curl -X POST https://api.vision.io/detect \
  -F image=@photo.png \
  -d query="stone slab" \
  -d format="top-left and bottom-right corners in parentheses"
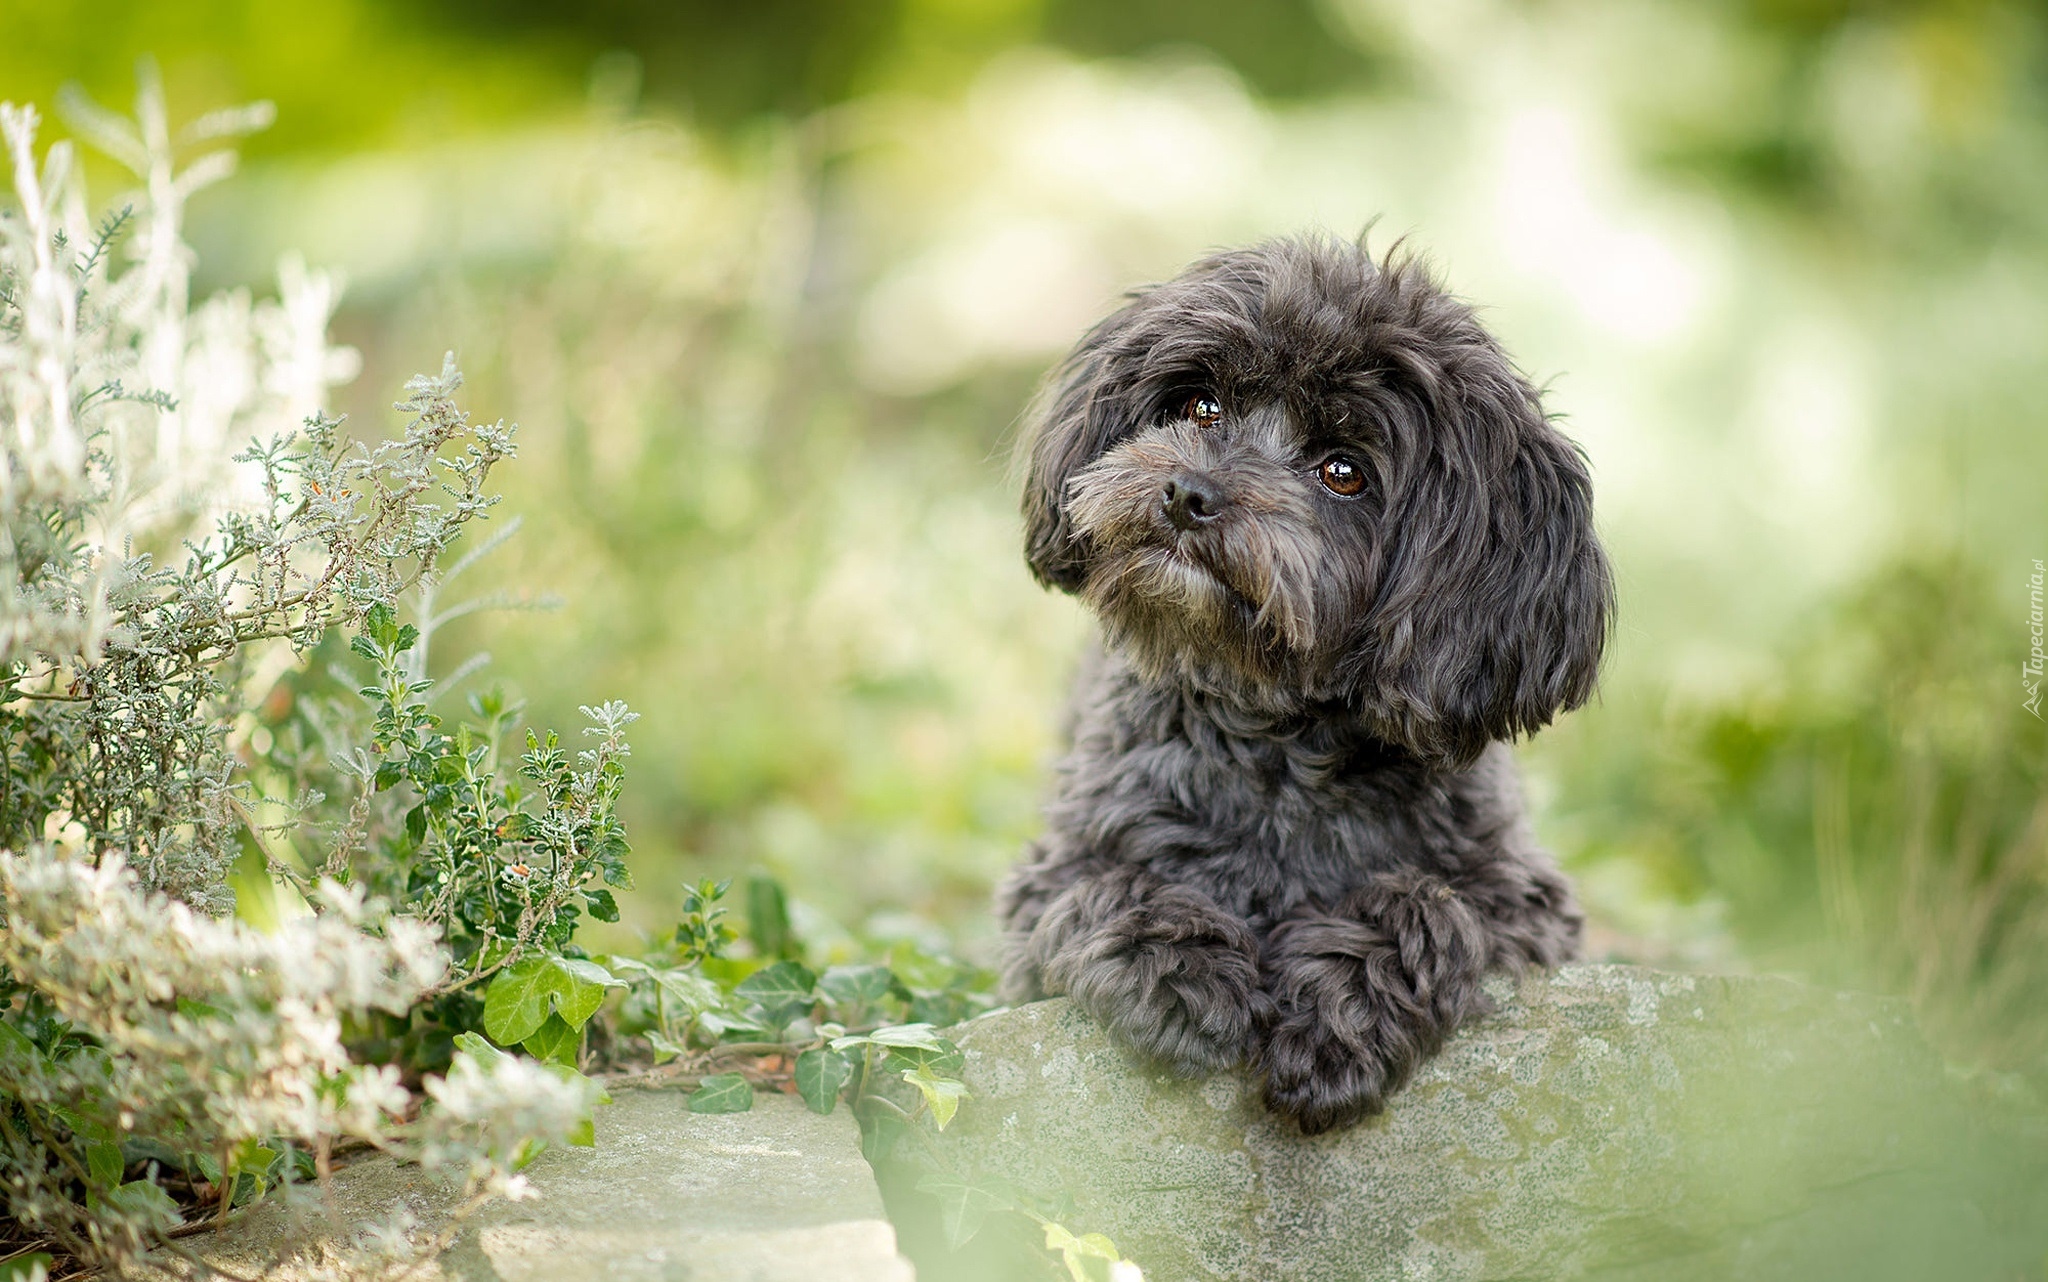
top-left (882, 964), bottom-right (2047, 1282)
top-left (193, 1087), bottom-right (914, 1282)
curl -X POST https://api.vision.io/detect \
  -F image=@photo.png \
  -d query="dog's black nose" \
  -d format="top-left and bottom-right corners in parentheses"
top-left (1162, 474), bottom-right (1223, 530)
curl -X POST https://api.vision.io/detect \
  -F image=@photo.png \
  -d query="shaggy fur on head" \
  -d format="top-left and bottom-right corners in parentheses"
top-left (998, 235), bottom-right (1612, 1134)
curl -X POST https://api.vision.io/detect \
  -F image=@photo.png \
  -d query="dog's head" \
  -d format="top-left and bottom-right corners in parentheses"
top-left (1020, 235), bottom-right (1612, 765)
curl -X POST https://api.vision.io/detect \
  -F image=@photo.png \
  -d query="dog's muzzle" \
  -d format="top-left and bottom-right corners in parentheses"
top-left (1162, 472), bottom-right (1225, 531)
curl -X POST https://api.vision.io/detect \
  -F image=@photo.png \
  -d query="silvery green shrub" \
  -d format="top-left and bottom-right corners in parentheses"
top-left (0, 75), bottom-right (614, 1275)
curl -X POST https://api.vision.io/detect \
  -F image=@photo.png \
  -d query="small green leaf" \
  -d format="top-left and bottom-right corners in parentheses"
top-left (552, 958), bottom-right (625, 1027)
top-left (732, 960), bottom-right (817, 1026)
top-left (858, 1106), bottom-right (905, 1164)
top-left (543, 1061), bottom-right (612, 1107)
top-left (653, 969), bottom-right (723, 1013)
top-left (646, 1030), bottom-right (689, 1064)
top-left (1042, 1223), bottom-right (1136, 1282)
top-left (0, 1253), bottom-right (52, 1282)
top-left (908, 989), bottom-right (979, 1027)
top-left (86, 1139), bottom-right (125, 1187)
top-left (745, 872), bottom-right (792, 958)
top-left (550, 1064), bottom-right (606, 1146)
top-left (794, 1047), bottom-right (854, 1115)
top-left (901, 1063), bottom-right (970, 1130)
top-left (834, 1023), bottom-right (963, 1074)
top-left (363, 604), bottom-right (397, 647)
top-left (586, 887), bottom-right (620, 923)
top-left (226, 1142), bottom-right (280, 1205)
top-left (99, 1178), bottom-right (183, 1231)
top-left (483, 958), bottom-right (557, 1044)
top-left (696, 1009), bottom-right (767, 1040)
top-left (53, 1105), bottom-right (112, 1144)
top-left (523, 1012), bottom-right (581, 1067)
top-left (0, 1019), bottom-right (39, 1069)
top-left (819, 964), bottom-right (898, 1010)
top-left (915, 1174), bottom-right (1013, 1250)
top-left (602, 955), bottom-right (657, 981)
top-left (687, 1073), bottom-right (753, 1114)
top-left (831, 1019), bottom-right (942, 1048)
top-left (453, 1030), bottom-right (509, 1068)
top-left (483, 956), bottom-right (625, 1044)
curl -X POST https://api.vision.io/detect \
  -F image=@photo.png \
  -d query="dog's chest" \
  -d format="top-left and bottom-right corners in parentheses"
top-left (1063, 703), bottom-right (1470, 921)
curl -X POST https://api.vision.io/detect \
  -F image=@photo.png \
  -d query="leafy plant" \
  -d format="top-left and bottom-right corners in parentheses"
top-left (0, 81), bottom-right (627, 1275)
top-left (594, 873), bottom-right (992, 1131)
top-left (0, 64), bottom-right (1122, 1282)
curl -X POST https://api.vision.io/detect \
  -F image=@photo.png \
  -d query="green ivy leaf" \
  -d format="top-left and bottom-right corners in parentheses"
top-left (0, 1019), bottom-right (39, 1070)
top-left (552, 958), bottom-right (625, 1026)
top-left (483, 959), bottom-right (558, 1045)
top-left (646, 1030), bottom-right (689, 1064)
top-left (543, 1063), bottom-right (607, 1147)
top-left (522, 1012), bottom-right (581, 1067)
top-left (833, 1023), bottom-right (964, 1075)
top-left (1042, 1222), bottom-right (1137, 1282)
top-left (732, 959), bottom-right (817, 1027)
top-left (857, 1104), bottom-right (905, 1164)
top-left (914, 1174), bottom-right (1014, 1250)
top-left (601, 955), bottom-right (657, 981)
top-left (227, 1143), bottom-right (280, 1206)
top-left (697, 1009), bottom-right (767, 1040)
top-left (793, 1047), bottom-right (854, 1115)
top-left (900, 1062), bottom-right (970, 1130)
top-left (687, 1073), bottom-right (753, 1114)
top-left (483, 956), bottom-right (626, 1044)
top-left (95, 1178), bottom-right (183, 1231)
top-left (654, 969), bottom-right (723, 1013)
top-left (819, 964), bottom-right (899, 1010)
top-left (0, 1254), bottom-right (52, 1282)
top-left (86, 1139), bottom-right (125, 1187)
top-left (745, 872), bottom-right (792, 958)
top-left (52, 1106), bottom-right (112, 1145)
top-left (453, 1030), bottom-right (508, 1068)
top-left (829, 1021), bottom-right (940, 1053)
top-left (908, 989), bottom-right (979, 1027)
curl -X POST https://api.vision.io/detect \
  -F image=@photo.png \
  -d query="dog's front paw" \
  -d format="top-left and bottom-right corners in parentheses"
top-left (1257, 1008), bottom-right (1391, 1135)
top-left (1253, 886), bottom-right (1488, 1134)
top-left (1036, 880), bottom-right (1259, 1076)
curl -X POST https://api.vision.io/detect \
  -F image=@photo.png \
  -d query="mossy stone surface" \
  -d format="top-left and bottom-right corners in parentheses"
top-left (887, 964), bottom-right (2039, 1282)
top-left (193, 1087), bottom-right (914, 1281)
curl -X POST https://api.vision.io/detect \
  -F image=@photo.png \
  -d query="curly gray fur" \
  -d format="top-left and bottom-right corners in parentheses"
top-left (998, 234), bottom-right (1612, 1134)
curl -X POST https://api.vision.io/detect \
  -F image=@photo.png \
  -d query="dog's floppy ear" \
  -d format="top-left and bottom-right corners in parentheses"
top-left (1350, 360), bottom-right (1613, 765)
top-left (1019, 301), bottom-right (1146, 593)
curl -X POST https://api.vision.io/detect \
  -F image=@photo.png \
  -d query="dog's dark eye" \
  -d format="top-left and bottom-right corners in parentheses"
top-left (1319, 455), bottom-right (1365, 497)
top-left (1180, 393), bottom-right (1223, 429)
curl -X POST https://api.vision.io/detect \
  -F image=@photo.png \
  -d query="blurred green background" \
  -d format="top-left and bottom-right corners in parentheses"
top-left (7, 0), bottom-right (2046, 1080)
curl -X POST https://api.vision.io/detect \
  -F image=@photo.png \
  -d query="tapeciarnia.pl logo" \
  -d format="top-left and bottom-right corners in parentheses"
top-left (2027, 559), bottom-right (2045, 719)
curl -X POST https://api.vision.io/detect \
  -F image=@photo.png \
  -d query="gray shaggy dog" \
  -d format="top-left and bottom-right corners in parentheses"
top-left (997, 234), bottom-right (1612, 1135)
